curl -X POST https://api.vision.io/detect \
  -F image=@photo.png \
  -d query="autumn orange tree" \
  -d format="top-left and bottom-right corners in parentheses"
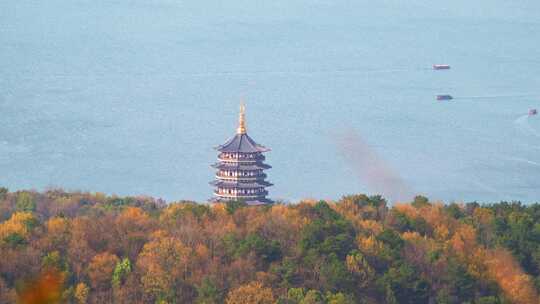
top-left (1, 188), bottom-right (539, 303)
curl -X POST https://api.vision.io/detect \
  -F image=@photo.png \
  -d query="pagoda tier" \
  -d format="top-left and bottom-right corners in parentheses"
top-left (217, 153), bottom-right (266, 162)
top-left (212, 197), bottom-right (273, 206)
top-left (211, 104), bottom-right (273, 206)
top-left (211, 180), bottom-right (273, 188)
top-left (214, 172), bottom-right (269, 181)
top-left (211, 162), bottom-right (271, 171)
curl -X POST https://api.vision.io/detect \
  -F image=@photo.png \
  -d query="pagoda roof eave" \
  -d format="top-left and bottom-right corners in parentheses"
top-left (215, 133), bottom-right (270, 153)
top-left (211, 163), bottom-right (272, 170)
top-left (210, 197), bottom-right (273, 205)
top-left (210, 180), bottom-right (273, 188)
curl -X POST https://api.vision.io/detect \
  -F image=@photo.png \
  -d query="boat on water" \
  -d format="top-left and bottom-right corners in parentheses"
top-left (437, 95), bottom-right (453, 101)
top-left (433, 64), bottom-right (450, 70)
top-left (530, 109), bottom-right (538, 116)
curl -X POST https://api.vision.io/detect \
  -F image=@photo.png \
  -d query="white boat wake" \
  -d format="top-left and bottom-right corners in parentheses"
top-left (514, 115), bottom-right (540, 138)
top-left (0, 140), bottom-right (32, 154)
top-left (175, 67), bottom-right (423, 77)
top-left (457, 94), bottom-right (538, 100)
top-left (504, 156), bottom-right (540, 167)
top-left (468, 178), bottom-right (500, 195)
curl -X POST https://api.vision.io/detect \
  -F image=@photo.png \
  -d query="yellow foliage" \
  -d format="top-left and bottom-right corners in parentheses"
top-left (358, 220), bottom-right (383, 235)
top-left (0, 212), bottom-right (35, 241)
top-left (87, 252), bottom-right (119, 289)
top-left (223, 221), bottom-right (238, 234)
top-left (195, 244), bottom-right (209, 259)
top-left (395, 203), bottom-right (455, 239)
top-left (94, 192), bottom-right (107, 202)
top-left (238, 207), bottom-right (269, 234)
top-left (420, 203), bottom-right (447, 228)
top-left (345, 253), bottom-right (374, 288)
top-left (120, 207), bottom-right (149, 222)
top-left (137, 235), bottom-right (191, 297)
top-left (466, 248), bottom-right (487, 279)
top-left (46, 217), bottom-right (70, 234)
top-left (449, 224), bottom-right (477, 257)
top-left (357, 235), bottom-right (383, 257)
top-left (4, 190), bottom-right (540, 304)
top-left (270, 204), bottom-right (310, 229)
top-left (484, 249), bottom-right (539, 304)
top-left (401, 231), bottom-right (422, 242)
top-left (434, 224), bottom-right (450, 241)
top-left (394, 203), bottom-right (417, 218)
top-left (211, 203), bottom-right (228, 216)
top-left (74, 282), bottom-right (89, 304)
top-left (43, 217), bottom-right (72, 250)
top-left (402, 231), bottom-right (441, 260)
top-left (332, 200), bottom-right (362, 220)
top-left (149, 230), bottom-right (170, 240)
top-left (298, 199), bottom-right (318, 206)
top-left (225, 282), bottom-right (275, 304)
top-left (473, 207), bottom-right (494, 226)
top-left (160, 203), bottom-right (194, 224)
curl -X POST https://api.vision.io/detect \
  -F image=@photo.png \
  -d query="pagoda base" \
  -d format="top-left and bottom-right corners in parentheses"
top-left (210, 197), bottom-right (273, 206)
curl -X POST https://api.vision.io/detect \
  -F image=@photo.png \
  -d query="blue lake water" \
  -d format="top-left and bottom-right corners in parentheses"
top-left (1, 0), bottom-right (539, 203)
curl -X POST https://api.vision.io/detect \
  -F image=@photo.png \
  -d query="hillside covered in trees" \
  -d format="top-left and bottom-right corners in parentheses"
top-left (1, 188), bottom-right (540, 304)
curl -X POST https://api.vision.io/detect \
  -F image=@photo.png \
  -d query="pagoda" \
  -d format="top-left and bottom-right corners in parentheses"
top-left (210, 104), bottom-right (273, 205)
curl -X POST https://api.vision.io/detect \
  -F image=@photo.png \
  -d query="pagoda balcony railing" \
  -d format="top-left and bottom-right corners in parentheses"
top-left (213, 191), bottom-right (268, 199)
top-left (218, 153), bottom-right (265, 162)
top-left (212, 162), bottom-right (271, 170)
top-left (215, 173), bottom-right (267, 180)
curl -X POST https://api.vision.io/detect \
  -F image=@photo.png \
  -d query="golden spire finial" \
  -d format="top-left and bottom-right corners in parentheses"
top-left (237, 102), bottom-right (247, 134)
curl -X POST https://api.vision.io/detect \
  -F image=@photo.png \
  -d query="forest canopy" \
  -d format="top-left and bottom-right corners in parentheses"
top-left (1, 187), bottom-right (539, 304)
